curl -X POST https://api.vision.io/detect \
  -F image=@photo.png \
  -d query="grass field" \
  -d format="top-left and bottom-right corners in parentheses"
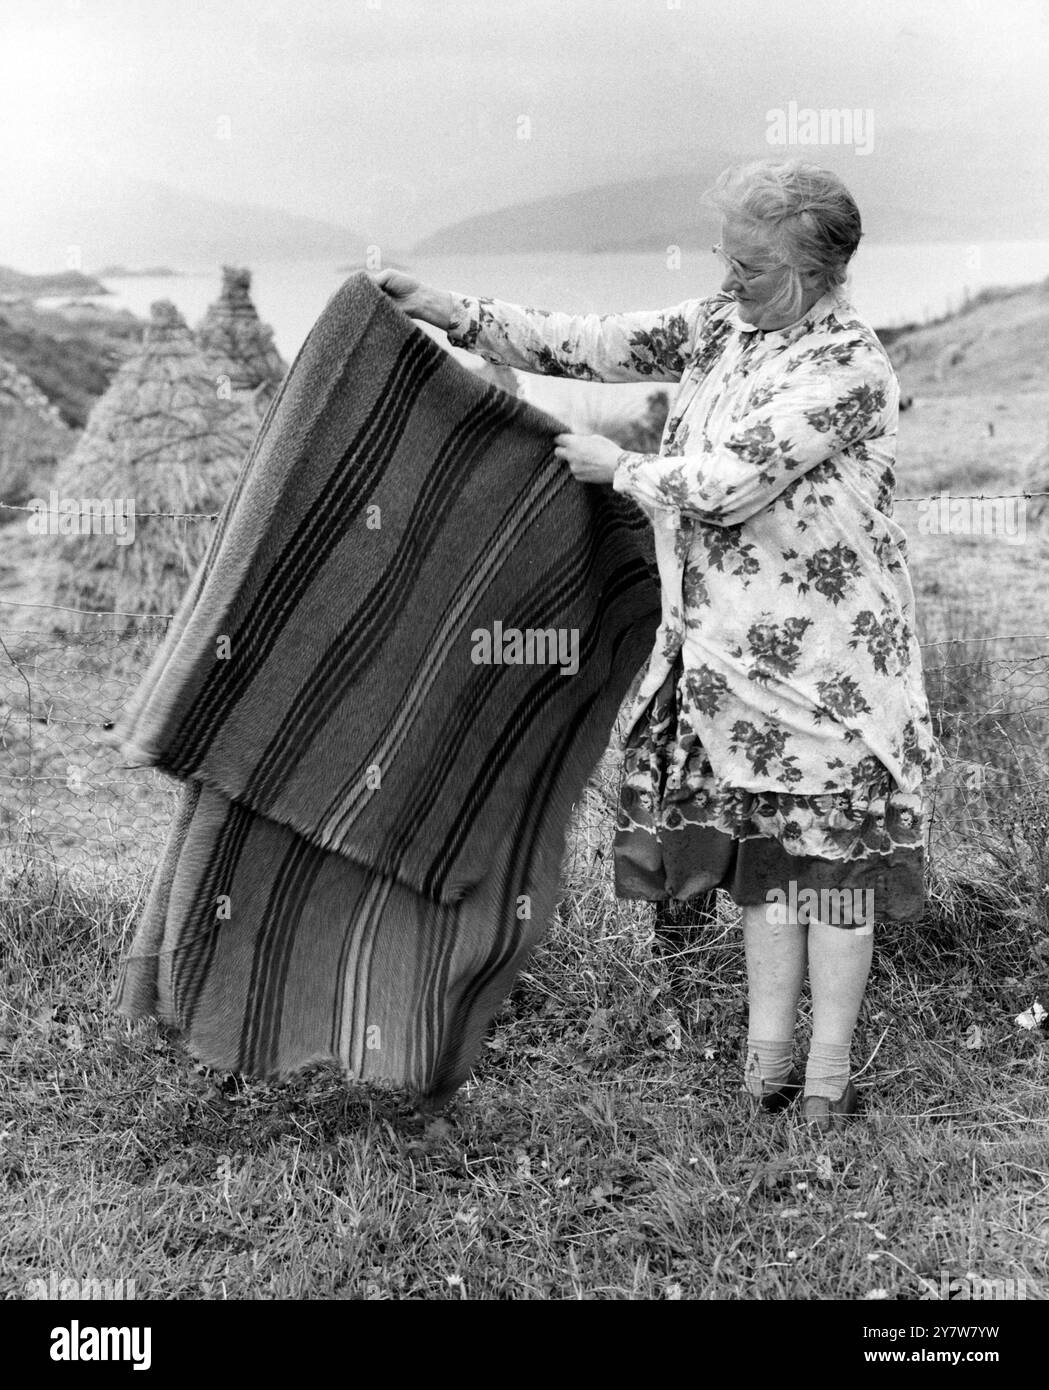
top-left (1, 760), bottom-right (1047, 1301)
top-left (1, 287), bottom-right (1048, 1302)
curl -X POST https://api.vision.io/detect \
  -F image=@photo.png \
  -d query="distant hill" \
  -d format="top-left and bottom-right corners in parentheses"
top-left (1, 157), bottom-right (386, 273)
top-left (0, 267), bottom-right (109, 298)
top-left (412, 169), bottom-right (727, 255)
top-left (96, 265), bottom-right (181, 279)
top-left (412, 127), bottom-right (1049, 255)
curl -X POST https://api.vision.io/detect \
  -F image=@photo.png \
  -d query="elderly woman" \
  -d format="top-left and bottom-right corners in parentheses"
top-left (375, 159), bottom-right (942, 1132)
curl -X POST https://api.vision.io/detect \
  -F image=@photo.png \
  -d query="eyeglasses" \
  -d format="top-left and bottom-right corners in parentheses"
top-left (712, 243), bottom-right (785, 284)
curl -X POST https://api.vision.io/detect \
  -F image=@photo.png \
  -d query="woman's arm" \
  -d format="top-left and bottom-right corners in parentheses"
top-left (612, 342), bottom-right (899, 526)
top-left (444, 291), bottom-right (712, 384)
top-left (369, 266), bottom-right (713, 384)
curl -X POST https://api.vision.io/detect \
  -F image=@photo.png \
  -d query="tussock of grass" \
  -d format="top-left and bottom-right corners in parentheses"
top-left (2, 813), bottom-right (1046, 1301)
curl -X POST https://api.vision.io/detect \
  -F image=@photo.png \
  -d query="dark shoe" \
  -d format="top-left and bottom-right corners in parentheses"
top-left (751, 1066), bottom-right (802, 1115)
top-left (801, 1079), bottom-right (859, 1133)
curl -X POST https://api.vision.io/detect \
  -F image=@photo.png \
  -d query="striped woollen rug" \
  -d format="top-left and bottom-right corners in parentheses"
top-left (110, 271), bottom-right (660, 1104)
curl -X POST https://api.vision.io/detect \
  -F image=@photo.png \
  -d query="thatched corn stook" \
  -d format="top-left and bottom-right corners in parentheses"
top-left (48, 298), bottom-right (258, 641)
top-left (0, 353), bottom-right (75, 509)
top-left (194, 265), bottom-right (288, 414)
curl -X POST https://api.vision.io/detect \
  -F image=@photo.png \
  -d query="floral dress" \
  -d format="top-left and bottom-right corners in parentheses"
top-left (446, 286), bottom-right (943, 921)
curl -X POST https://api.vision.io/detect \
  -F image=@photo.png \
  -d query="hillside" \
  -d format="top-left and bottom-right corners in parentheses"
top-left (0, 299), bottom-right (146, 430)
top-left (0, 267), bottom-right (109, 298)
top-left (413, 168), bottom-right (729, 255)
top-left (1, 157), bottom-right (384, 274)
top-left (885, 279), bottom-right (1049, 396)
top-left (96, 266), bottom-right (181, 279)
top-left (412, 138), bottom-right (1049, 256)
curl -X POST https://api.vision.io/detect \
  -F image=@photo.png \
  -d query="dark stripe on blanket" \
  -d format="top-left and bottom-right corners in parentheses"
top-left (241, 833), bottom-right (323, 1072)
top-left (180, 795), bottom-right (260, 1031)
top-left (416, 555), bottom-right (655, 900)
top-left (313, 487), bottom-right (652, 887)
top-left (426, 707), bottom-right (586, 1097)
top-left (170, 332), bottom-right (445, 771)
top-left (242, 387), bottom-right (514, 806)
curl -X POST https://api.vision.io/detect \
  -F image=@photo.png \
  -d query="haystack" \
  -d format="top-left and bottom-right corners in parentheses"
top-left (0, 355), bottom-right (74, 510)
top-left (194, 265), bottom-right (287, 411)
top-left (48, 299), bottom-right (258, 638)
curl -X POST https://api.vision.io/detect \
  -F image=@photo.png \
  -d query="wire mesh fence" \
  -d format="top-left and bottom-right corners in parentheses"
top-left (0, 620), bottom-right (177, 883)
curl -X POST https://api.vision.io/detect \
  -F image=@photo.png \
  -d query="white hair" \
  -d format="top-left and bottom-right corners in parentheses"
top-left (704, 159), bottom-right (863, 320)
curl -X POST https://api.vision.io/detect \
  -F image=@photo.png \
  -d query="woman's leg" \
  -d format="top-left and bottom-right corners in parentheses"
top-left (740, 902), bottom-right (807, 1096)
top-left (805, 915), bottom-right (874, 1100)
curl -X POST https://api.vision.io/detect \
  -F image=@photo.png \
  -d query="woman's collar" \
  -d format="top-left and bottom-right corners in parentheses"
top-left (732, 287), bottom-right (845, 342)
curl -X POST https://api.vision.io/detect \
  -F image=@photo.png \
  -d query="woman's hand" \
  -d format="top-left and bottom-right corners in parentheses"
top-left (370, 268), bottom-right (423, 314)
top-left (368, 269), bottom-right (454, 330)
top-left (553, 433), bottom-right (623, 485)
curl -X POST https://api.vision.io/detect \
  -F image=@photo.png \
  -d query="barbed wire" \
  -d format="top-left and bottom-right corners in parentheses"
top-left (934, 656), bottom-right (1049, 672)
top-left (0, 499), bottom-right (221, 520)
top-left (3, 487), bottom-right (1049, 523)
top-left (920, 634), bottom-right (1049, 649)
top-left (895, 491), bottom-right (1049, 504)
top-left (0, 598), bottom-right (175, 619)
top-left (2, 597), bottom-right (1044, 661)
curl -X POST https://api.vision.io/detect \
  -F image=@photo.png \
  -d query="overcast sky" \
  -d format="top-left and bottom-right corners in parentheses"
top-left (3, 0), bottom-right (1047, 243)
